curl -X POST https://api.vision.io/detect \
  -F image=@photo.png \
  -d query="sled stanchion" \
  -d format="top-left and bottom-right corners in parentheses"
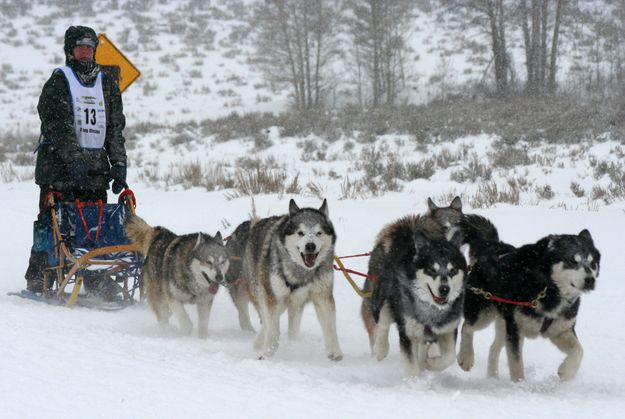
top-left (333, 256), bottom-right (371, 299)
top-left (66, 276), bottom-right (83, 308)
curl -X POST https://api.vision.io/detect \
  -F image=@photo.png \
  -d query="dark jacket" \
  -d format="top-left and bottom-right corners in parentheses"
top-left (35, 65), bottom-right (127, 191)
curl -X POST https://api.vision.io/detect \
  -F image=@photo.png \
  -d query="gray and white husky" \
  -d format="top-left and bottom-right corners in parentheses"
top-left (227, 199), bottom-right (343, 360)
top-left (361, 197), bottom-right (467, 376)
top-left (124, 215), bottom-right (230, 338)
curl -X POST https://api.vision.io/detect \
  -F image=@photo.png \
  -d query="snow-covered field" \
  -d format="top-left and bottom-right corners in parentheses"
top-left (2, 1), bottom-right (625, 417)
top-left (1, 183), bottom-right (625, 418)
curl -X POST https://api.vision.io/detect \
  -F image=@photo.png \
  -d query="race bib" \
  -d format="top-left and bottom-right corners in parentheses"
top-left (58, 66), bottom-right (107, 149)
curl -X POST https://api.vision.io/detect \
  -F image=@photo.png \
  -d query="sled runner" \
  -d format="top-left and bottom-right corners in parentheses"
top-left (15, 189), bottom-right (143, 309)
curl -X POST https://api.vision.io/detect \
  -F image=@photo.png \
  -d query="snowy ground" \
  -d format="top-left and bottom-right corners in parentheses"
top-left (2, 2), bottom-right (625, 417)
top-left (1, 183), bottom-right (624, 419)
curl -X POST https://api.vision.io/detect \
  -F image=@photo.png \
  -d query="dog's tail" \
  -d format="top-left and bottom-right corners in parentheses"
top-left (124, 214), bottom-right (154, 256)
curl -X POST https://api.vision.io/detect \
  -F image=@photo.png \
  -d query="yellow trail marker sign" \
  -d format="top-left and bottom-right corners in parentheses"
top-left (95, 33), bottom-right (141, 93)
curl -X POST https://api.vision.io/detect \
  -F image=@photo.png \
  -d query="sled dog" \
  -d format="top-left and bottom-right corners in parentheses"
top-left (234, 199), bottom-right (342, 360)
top-left (361, 197), bottom-right (467, 376)
top-left (125, 215), bottom-right (230, 338)
top-left (457, 228), bottom-right (600, 381)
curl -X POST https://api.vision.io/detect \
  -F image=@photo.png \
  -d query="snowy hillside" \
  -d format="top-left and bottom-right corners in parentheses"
top-left (0, 0), bottom-right (548, 133)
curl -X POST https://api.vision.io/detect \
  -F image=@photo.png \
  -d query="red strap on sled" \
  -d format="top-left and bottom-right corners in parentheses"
top-left (75, 199), bottom-right (104, 242)
top-left (43, 191), bottom-right (63, 209)
top-left (118, 188), bottom-right (136, 209)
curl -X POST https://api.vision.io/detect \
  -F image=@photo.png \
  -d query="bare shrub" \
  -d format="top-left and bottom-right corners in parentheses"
top-left (299, 139), bottom-right (327, 161)
top-left (202, 112), bottom-right (278, 142)
top-left (171, 161), bottom-right (203, 188)
top-left (570, 182), bottom-right (585, 197)
top-left (286, 173), bottom-right (301, 194)
top-left (469, 181), bottom-right (520, 208)
top-left (170, 131), bottom-right (196, 147)
top-left (432, 147), bottom-right (463, 169)
top-left (489, 143), bottom-right (530, 168)
top-left (229, 167), bottom-right (289, 198)
top-left (306, 181), bottom-right (325, 200)
top-left (591, 159), bottom-right (613, 179)
top-left (608, 167), bottom-right (625, 199)
top-left (506, 175), bottom-right (533, 191)
top-left (450, 153), bottom-right (491, 182)
top-left (591, 185), bottom-right (609, 202)
top-left (251, 132), bottom-right (273, 151)
top-left (357, 145), bottom-right (404, 195)
top-left (404, 159), bottom-right (435, 180)
top-left (340, 177), bottom-right (367, 200)
top-left (235, 156), bottom-right (282, 171)
top-left (535, 184), bottom-right (555, 200)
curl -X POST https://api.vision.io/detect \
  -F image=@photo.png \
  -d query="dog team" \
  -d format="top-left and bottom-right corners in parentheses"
top-left (123, 196), bottom-right (600, 382)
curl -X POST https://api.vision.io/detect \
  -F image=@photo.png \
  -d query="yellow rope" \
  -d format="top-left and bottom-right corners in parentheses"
top-left (333, 256), bottom-right (371, 299)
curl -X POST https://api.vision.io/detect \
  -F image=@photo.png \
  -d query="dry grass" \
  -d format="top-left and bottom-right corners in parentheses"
top-left (226, 166), bottom-right (300, 199)
top-left (468, 181), bottom-right (520, 208)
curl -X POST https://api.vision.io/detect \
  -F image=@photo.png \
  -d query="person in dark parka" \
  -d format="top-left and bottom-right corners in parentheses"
top-left (25, 25), bottom-right (128, 293)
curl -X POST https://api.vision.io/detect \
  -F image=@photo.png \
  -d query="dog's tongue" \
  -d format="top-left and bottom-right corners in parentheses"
top-left (208, 282), bottom-right (219, 294)
top-left (303, 253), bottom-right (318, 268)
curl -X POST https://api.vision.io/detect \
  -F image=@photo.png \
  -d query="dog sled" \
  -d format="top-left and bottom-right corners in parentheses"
top-left (13, 189), bottom-right (143, 310)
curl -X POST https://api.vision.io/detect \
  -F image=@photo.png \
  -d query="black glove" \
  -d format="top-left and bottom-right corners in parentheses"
top-left (109, 162), bottom-right (127, 194)
top-left (67, 162), bottom-right (89, 184)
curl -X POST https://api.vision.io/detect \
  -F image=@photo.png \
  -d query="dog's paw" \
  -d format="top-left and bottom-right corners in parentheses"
top-left (426, 352), bottom-right (454, 372)
top-left (405, 362), bottom-right (422, 377)
top-left (372, 338), bottom-right (389, 361)
top-left (253, 333), bottom-right (265, 351)
top-left (328, 351), bottom-right (343, 362)
top-left (457, 349), bottom-right (474, 371)
top-left (558, 362), bottom-right (578, 381)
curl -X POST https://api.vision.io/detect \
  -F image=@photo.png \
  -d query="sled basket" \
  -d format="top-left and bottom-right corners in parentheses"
top-left (31, 191), bottom-right (143, 309)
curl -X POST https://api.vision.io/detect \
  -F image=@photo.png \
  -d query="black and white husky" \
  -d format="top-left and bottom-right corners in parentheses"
top-left (457, 222), bottom-right (600, 382)
top-left (228, 199), bottom-right (343, 360)
top-left (361, 199), bottom-right (467, 376)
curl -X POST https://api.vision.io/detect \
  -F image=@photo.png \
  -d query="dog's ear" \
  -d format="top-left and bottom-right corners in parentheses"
top-left (450, 196), bottom-right (462, 211)
top-left (546, 234), bottom-right (558, 250)
top-left (194, 233), bottom-right (203, 249)
top-left (319, 198), bottom-right (329, 218)
top-left (214, 231), bottom-right (223, 242)
top-left (427, 197), bottom-right (437, 212)
top-left (579, 229), bottom-right (593, 243)
top-left (289, 199), bottom-right (299, 216)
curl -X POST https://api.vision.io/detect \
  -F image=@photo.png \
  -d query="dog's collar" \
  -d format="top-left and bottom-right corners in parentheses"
top-left (279, 261), bottom-right (303, 292)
